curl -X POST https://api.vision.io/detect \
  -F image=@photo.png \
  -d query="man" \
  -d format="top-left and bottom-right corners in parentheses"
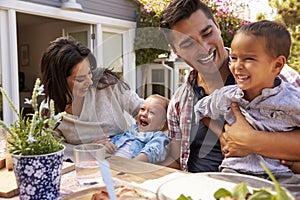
top-left (159, 0), bottom-right (300, 172)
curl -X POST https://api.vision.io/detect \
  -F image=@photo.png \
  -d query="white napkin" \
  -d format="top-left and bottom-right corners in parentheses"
top-left (131, 172), bottom-right (186, 193)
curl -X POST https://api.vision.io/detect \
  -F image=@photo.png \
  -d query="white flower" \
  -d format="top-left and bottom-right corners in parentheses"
top-left (25, 184), bottom-right (36, 195)
top-left (36, 85), bottom-right (45, 96)
top-left (40, 101), bottom-right (49, 109)
top-left (24, 165), bottom-right (34, 176)
top-left (34, 169), bottom-right (43, 179)
top-left (52, 113), bottom-right (62, 122)
top-left (24, 98), bottom-right (32, 105)
top-left (28, 134), bottom-right (37, 143)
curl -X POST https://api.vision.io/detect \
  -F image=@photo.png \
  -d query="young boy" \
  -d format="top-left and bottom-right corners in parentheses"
top-left (105, 94), bottom-right (170, 164)
top-left (194, 20), bottom-right (300, 196)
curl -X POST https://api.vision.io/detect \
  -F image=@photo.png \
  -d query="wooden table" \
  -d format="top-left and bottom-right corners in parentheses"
top-left (108, 155), bottom-right (182, 183)
top-left (0, 155), bottom-right (182, 199)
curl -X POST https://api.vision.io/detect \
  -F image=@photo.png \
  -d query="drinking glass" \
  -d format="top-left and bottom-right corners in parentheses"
top-left (74, 143), bottom-right (105, 186)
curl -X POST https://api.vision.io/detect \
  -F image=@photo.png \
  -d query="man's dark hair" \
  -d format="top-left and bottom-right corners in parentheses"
top-left (160, 0), bottom-right (216, 47)
top-left (237, 20), bottom-right (291, 59)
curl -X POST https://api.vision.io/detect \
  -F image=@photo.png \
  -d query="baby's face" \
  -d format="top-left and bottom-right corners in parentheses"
top-left (137, 97), bottom-right (166, 132)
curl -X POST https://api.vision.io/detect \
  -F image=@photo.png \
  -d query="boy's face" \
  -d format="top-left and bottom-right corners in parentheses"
top-left (230, 33), bottom-right (282, 100)
top-left (170, 9), bottom-right (227, 75)
top-left (137, 97), bottom-right (167, 132)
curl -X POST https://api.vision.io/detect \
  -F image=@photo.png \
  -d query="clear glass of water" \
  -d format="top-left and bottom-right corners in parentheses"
top-left (73, 143), bottom-right (105, 186)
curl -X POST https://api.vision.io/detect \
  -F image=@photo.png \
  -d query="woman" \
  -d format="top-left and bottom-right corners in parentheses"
top-left (40, 37), bottom-right (143, 161)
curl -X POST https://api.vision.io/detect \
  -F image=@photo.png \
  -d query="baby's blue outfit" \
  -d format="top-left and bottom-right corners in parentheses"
top-left (110, 124), bottom-right (170, 163)
top-left (195, 77), bottom-right (300, 175)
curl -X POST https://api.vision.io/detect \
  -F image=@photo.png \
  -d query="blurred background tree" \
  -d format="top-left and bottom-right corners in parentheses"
top-left (135, 0), bottom-right (300, 73)
top-left (135, 0), bottom-right (246, 66)
top-left (268, 0), bottom-right (300, 72)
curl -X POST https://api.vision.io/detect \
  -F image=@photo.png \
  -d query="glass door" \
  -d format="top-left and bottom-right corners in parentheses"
top-left (64, 25), bottom-right (94, 51)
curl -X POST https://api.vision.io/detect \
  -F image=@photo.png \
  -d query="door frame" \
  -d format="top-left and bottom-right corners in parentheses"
top-left (0, 0), bottom-right (136, 124)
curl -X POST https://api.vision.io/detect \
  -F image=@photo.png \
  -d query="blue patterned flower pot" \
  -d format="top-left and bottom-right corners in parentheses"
top-left (12, 147), bottom-right (65, 200)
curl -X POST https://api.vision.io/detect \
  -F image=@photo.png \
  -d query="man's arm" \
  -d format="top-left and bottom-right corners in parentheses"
top-left (159, 99), bottom-right (181, 169)
top-left (222, 103), bottom-right (300, 161)
top-left (159, 139), bottom-right (181, 169)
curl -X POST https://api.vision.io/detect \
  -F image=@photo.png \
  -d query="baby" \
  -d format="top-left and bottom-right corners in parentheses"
top-left (105, 94), bottom-right (170, 163)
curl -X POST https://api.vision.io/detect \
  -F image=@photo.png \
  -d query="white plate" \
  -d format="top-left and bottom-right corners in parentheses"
top-left (157, 172), bottom-right (295, 200)
top-left (63, 186), bottom-right (156, 200)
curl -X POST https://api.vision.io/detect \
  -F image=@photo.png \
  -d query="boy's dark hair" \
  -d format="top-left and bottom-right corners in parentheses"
top-left (237, 20), bottom-right (291, 59)
top-left (160, 0), bottom-right (216, 48)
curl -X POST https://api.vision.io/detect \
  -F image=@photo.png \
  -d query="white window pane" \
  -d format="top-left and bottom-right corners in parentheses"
top-left (103, 32), bottom-right (123, 73)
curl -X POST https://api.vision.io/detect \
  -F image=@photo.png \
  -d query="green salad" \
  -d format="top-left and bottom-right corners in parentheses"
top-left (177, 163), bottom-right (292, 200)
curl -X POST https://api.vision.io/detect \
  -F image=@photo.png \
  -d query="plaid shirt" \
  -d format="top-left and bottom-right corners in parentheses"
top-left (168, 59), bottom-right (299, 172)
top-left (278, 64), bottom-right (300, 87)
top-left (168, 70), bottom-right (198, 171)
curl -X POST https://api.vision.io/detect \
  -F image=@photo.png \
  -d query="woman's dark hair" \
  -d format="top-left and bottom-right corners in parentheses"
top-left (160, 0), bottom-right (216, 48)
top-left (41, 36), bottom-right (128, 113)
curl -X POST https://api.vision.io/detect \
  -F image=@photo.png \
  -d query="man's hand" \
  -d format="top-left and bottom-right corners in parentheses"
top-left (222, 102), bottom-right (255, 158)
top-left (281, 160), bottom-right (300, 174)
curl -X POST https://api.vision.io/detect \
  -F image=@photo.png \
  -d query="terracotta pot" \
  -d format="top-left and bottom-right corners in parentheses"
top-left (12, 147), bottom-right (65, 200)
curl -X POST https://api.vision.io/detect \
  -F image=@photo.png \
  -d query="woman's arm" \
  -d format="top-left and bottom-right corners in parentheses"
top-left (222, 103), bottom-right (300, 161)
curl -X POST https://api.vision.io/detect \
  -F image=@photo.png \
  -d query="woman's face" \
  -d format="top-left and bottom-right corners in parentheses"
top-left (67, 57), bottom-right (93, 99)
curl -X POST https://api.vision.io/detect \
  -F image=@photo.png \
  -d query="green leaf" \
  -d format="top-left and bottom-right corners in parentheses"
top-left (248, 189), bottom-right (273, 200)
top-left (177, 194), bottom-right (193, 200)
top-left (214, 188), bottom-right (233, 199)
top-left (232, 182), bottom-right (250, 200)
top-left (260, 162), bottom-right (291, 200)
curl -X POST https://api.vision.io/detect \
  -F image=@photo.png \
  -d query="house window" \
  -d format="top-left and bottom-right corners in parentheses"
top-left (103, 32), bottom-right (123, 75)
top-left (144, 64), bottom-right (172, 98)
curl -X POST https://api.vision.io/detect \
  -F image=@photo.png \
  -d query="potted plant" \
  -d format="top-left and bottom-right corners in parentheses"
top-left (0, 78), bottom-right (66, 200)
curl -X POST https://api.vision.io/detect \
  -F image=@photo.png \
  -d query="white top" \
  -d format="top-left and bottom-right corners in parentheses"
top-left (57, 84), bottom-right (143, 161)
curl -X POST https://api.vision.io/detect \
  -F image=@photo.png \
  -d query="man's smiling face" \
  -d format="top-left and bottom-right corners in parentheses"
top-left (171, 9), bottom-right (227, 75)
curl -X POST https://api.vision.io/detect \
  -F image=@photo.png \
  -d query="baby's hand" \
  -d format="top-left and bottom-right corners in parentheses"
top-left (105, 141), bottom-right (117, 154)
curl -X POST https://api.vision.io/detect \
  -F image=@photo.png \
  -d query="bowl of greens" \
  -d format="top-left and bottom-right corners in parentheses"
top-left (157, 165), bottom-right (295, 200)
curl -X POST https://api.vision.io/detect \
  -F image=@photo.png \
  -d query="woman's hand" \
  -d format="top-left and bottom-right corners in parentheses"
top-left (105, 141), bottom-right (117, 154)
top-left (222, 103), bottom-right (256, 158)
top-left (93, 136), bottom-right (117, 154)
top-left (281, 160), bottom-right (300, 174)
top-left (93, 136), bottom-right (109, 144)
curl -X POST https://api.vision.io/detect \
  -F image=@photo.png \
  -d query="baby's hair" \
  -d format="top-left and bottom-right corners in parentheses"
top-left (147, 94), bottom-right (170, 112)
